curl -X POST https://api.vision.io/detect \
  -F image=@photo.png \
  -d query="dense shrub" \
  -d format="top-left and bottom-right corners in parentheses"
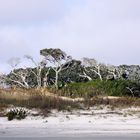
top-left (58, 80), bottom-right (140, 98)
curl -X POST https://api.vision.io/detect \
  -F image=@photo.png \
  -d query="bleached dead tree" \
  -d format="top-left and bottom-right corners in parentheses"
top-left (5, 57), bottom-right (30, 89)
top-left (106, 64), bottom-right (123, 80)
top-left (81, 57), bottom-right (104, 81)
top-left (79, 70), bottom-right (92, 81)
top-left (43, 67), bottom-right (51, 87)
top-left (126, 87), bottom-right (135, 97)
top-left (24, 55), bottom-right (50, 88)
top-left (40, 48), bottom-right (72, 89)
top-left (106, 65), bottom-right (118, 80)
top-left (0, 73), bottom-right (8, 88)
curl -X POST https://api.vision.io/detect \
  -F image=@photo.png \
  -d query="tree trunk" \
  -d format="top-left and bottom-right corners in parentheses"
top-left (55, 71), bottom-right (59, 89)
top-left (98, 73), bottom-right (103, 81)
top-left (97, 66), bottom-right (103, 81)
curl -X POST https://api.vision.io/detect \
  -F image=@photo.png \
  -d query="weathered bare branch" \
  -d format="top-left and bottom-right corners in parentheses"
top-left (40, 48), bottom-right (72, 89)
top-left (82, 57), bottom-right (103, 81)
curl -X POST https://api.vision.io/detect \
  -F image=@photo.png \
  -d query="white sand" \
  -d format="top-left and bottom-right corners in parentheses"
top-left (0, 107), bottom-right (140, 137)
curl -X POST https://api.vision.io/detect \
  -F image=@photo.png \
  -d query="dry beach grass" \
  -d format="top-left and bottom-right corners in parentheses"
top-left (0, 88), bottom-right (140, 112)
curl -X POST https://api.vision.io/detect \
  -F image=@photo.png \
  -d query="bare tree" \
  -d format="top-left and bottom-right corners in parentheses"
top-left (40, 48), bottom-right (72, 89)
top-left (5, 57), bottom-right (30, 89)
top-left (43, 67), bottom-right (51, 87)
top-left (106, 64), bottom-right (123, 80)
top-left (81, 57), bottom-right (104, 81)
top-left (24, 55), bottom-right (49, 88)
top-left (79, 70), bottom-right (92, 81)
top-left (106, 65), bottom-right (118, 80)
top-left (0, 73), bottom-right (8, 88)
top-left (126, 87), bottom-right (135, 97)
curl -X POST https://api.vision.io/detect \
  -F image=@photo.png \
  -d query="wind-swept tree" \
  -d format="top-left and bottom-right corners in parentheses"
top-left (106, 65), bottom-right (119, 80)
top-left (106, 64), bottom-right (127, 80)
top-left (81, 57), bottom-right (105, 81)
top-left (5, 57), bottom-right (30, 88)
top-left (59, 59), bottom-right (82, 83)
top-left (0, 73), bottom-right (7, 88)
top-left (24, 55), bottom-right (50, 88)
top-left (40, 48), bottom-right (72, 89)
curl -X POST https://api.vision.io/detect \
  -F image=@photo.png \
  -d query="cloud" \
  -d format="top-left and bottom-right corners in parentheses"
top-left (0, 0), bottom-right (140, 73)
top-left (41, 0), bottom-right (140, 65)
top-left (0, 0), bottom-right (65, 24)
top-left (0, 27), bottom-right (32, 62)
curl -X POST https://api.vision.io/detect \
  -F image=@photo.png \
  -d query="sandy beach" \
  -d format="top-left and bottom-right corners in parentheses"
top-left (0, 106), bottom-right (140, 137)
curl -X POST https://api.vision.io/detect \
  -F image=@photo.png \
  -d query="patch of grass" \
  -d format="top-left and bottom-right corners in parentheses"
top-left (0, 88), bottom-right (81, 111)
top-left (83, 97), bottom-right (140, 108)
top-left (0, 86), bottom-right (140, 112)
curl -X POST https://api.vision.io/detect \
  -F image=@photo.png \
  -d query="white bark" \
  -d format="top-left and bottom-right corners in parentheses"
top-left (1, 73), bottom-right (29, 89)
top-left (79, 71), bottom-right (92, 81)
top-left (51, 58), bottom-right (71, 89)
top-left (126, 87), bottom-right (135, 97)
top-left (52, 66), bottom-right (62, 89)
top-left (107, 71), bottom-right (117, 80)
top-left (36, 66), bottom-right (42, 88)
top-left (43, 67), bottom-right (51, 87)
top-left (24, 55), bottom-right (48, 88)
top-left (6, 57), bottom-right (30, 89)
top-left (107, 65), bottom-right (121, 80)
top-left (82, 58), bottom-right (103, 81)
top-left (40, 49), bottom-right (72, 89)
top-left (91, 65), bottom-right (103, 81)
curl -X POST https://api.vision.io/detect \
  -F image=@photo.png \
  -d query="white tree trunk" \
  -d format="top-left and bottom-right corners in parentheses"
top-left (79, 71), bottom-right (92, 81)
top-left (55, 71), bottom-right (59, 89)
top-left (43, 68), bottom-right (50, 87)
top-left (37, 67), bottom-right (42, 88)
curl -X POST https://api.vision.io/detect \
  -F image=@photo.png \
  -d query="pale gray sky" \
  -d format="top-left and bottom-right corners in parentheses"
top-left (0, 0), bottom-right (140, 73)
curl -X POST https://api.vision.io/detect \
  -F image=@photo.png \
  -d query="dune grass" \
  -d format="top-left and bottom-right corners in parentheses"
top-left (84, 96), bottom-right (140, 108)
top-left (0, 86), bottom-right (140, 113)
top-left (0, 88), bottom-right (81, 111)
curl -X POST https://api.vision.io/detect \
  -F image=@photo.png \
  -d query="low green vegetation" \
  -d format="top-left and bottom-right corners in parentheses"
top-left (56, 80), bottom-right (140, 98)
top-left (6, 108), bottom-right (27, 121)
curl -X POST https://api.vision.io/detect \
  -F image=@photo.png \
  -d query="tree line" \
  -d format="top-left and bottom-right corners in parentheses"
top-left (0, 48), bottom-right (140, 93)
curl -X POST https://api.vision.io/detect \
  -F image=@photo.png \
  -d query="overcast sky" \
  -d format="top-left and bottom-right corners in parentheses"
top-left (0, 0), bottom-right (140, 73)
